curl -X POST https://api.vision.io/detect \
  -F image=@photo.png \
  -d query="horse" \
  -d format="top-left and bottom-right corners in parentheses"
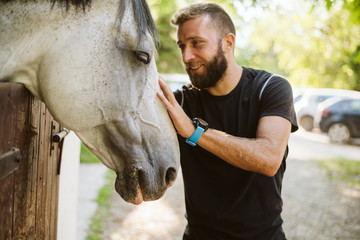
top-left (0, 0), bottom-right (180, 205)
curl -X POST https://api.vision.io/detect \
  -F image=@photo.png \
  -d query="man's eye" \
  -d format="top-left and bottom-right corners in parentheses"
top-left (193, 41), bottom-right (202, 47)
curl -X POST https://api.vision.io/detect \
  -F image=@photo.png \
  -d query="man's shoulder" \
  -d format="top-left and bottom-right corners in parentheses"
top-left (243, 67), bottom-right (272, 81)
top-left (242, 67), bottom-right (288, 90)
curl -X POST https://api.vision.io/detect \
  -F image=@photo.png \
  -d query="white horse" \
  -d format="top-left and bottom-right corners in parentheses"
top-left (0, 0), bottom-right (180, 205)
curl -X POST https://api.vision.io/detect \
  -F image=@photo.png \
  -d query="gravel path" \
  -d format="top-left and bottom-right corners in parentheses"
top-left (100, 171), bottom-right (186, 240)
top-left (93, 132), bottom-right (360, 240)
top-left (282, 159), bottom-right (360, 240)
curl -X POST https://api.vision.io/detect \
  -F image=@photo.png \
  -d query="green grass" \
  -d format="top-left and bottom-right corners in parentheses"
top-left (80, 143), bottom-right (101, 163)
top-left (86, 170), bottom-right (116, 240)
top-left (318, 158), bottom-right (360, 186)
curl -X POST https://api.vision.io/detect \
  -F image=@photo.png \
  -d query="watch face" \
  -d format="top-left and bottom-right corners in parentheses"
top-left (193, 117), bottom-right (208, 131)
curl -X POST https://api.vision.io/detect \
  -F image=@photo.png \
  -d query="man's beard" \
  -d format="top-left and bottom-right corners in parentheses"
top-left (186, 44), bottom-right (228, 90)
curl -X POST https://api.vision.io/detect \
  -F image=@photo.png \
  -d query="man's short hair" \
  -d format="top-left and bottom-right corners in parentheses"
top-left (171, 1), bottom-right (236, 38)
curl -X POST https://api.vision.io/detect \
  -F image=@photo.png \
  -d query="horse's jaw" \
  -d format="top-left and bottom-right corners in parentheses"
top-left (76, 116), bottom-right (180, 204)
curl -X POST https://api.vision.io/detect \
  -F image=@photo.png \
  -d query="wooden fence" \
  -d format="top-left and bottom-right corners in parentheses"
top-left (0, 83), bottom-right (63, 239)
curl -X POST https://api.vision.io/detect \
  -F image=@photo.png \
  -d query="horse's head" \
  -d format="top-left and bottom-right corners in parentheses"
top-left (0, 0), bottom-right (180, 204)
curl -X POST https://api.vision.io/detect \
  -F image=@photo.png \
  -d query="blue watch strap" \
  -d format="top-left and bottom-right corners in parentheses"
top-left (186, 126), bottom-right (205, 146)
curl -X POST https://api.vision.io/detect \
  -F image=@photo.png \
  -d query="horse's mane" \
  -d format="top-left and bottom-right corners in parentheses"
top-left (1, 0), bottom-right (160, 49)
top-left (0, 0), bottom-right (91, 11)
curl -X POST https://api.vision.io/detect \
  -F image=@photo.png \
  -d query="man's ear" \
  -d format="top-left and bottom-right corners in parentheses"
top-left (222, 33), bottom-right (235, 53)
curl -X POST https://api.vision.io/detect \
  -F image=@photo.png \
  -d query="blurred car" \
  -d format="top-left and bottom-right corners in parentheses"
top-left (292, 87), bottom-right (305, 104)
top-left (295, 88), bottom-right (356, 131)
top-left (314, 96), bottom-right (360, 144)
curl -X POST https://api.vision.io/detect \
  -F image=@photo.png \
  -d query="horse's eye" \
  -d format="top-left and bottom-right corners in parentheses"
top-left (135, 51), bottom-right (150, 64)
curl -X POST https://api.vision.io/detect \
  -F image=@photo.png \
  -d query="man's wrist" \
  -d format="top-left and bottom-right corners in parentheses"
top-left (186, 118), bottom-right (209, 146)
top-left (186, 125), bottom-right (196, 139)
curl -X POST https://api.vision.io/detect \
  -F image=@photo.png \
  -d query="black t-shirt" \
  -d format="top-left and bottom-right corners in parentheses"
top-left (174, 67), bottom-right (298, 240)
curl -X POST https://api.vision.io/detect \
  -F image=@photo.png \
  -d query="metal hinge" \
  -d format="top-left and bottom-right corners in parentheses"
top-left (0, 147), bottom-right (21, 181)
top-left (50, 121), bottom-right (69, 175)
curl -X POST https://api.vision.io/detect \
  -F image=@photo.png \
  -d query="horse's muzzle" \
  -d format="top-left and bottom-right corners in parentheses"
top-left (115, 165), bottom-right (177, 205)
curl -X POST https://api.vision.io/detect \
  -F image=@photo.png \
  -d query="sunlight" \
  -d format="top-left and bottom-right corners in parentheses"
top-left (342, 187), bottom-right (360, 199)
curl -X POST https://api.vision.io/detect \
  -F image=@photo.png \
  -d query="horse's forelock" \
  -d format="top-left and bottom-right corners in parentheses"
top-left (119, 0), bottom-right (160, 50)
top-left (1, 0), bottom-right (160, 49)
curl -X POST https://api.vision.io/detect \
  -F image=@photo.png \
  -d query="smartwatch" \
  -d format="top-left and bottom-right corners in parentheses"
top-left (186, 118), bottom-right (209, 146)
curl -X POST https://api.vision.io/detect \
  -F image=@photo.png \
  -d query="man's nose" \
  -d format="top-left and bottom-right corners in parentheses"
top-left (182, 47), bottom-right (195, 63)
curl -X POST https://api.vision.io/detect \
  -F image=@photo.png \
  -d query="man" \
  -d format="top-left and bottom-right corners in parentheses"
top-left (157, 2), bottom-right (298, 239)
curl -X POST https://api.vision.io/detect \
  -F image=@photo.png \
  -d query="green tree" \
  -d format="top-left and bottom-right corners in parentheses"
top-left (243, 1), bottom-right (360, 90)
top-left (313, 0), bottom-right (360, 24)
top-left (312, 0), bottom-right (360, 89)
top-left (148, 0), bottom-right (184, 73)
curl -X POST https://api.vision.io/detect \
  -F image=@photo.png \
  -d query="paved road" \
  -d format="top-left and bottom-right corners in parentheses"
top-left (288, 129), bottom-right (360, 162)
top-left (79, 130), bottom-right (360, 239)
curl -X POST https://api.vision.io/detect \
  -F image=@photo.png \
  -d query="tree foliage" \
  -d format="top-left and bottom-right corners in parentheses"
top-left (313, 0), bottom-right (360, 24)
top-left (245, 1), bottom-right (360, 90)
top-left (148, 0), bottom-right (183, 73)
top-left (318, 0), bottom-right (360, 90)
top-left (242, 0), bottom-right (360, 90)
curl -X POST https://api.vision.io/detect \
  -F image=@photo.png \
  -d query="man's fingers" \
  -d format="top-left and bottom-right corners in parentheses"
top-left (158, 77), bottom-right (176, 103)
top-left (157, 91), bottom-right (169, 106)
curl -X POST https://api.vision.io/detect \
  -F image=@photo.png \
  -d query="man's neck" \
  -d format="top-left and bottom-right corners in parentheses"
top-left (206, 65), bottom-right (243, 96)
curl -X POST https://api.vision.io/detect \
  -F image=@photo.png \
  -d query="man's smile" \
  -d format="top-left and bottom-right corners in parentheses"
top-left (187, 63), bottom-right (204, 74)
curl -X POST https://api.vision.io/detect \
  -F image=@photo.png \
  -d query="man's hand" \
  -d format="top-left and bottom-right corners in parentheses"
top-left (157, 76), bottom-right (195, 139)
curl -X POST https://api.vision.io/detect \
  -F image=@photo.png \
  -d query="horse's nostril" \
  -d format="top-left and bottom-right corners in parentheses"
top-left (165, 167), bottom-right (177, 185)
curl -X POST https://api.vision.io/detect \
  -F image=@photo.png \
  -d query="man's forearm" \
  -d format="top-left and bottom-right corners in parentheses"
top-left (196, 117), bottom-right (291, 176)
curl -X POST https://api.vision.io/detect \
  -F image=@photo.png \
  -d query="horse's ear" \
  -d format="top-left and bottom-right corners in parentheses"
top-left (128, 0), bottom-right (160, 49)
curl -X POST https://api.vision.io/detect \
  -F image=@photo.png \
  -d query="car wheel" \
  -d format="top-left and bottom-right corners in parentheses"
top-left (299, 116), bottom-right (313, 131)
top-left (328, 123), bottom-right (351, 144)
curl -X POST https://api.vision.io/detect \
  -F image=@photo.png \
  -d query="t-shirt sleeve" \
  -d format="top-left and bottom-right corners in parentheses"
top-left (259, 76), bottom-right (298, 132)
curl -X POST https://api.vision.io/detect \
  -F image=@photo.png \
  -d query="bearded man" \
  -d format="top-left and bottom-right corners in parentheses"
top-left (157, 2), bottom-right (298, 239)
